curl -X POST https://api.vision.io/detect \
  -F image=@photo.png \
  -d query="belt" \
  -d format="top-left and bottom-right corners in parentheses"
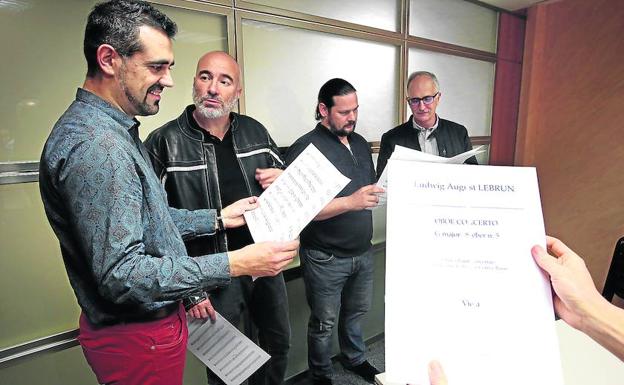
top-left (140, 303), bottom-right (179, 322)
top-left (106, 303), bottom-right (180, 327)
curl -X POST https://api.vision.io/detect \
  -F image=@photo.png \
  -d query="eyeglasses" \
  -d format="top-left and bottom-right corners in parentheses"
top-left (406, 92), bottom-right (439, 106)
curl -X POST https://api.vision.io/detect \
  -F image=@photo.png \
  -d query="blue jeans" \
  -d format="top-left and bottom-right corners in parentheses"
top-left (300, 247), bottom-right (374, 379)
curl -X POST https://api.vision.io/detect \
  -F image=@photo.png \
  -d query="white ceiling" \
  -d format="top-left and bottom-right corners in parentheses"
top-left (478, 0), bottom-right (546, 11)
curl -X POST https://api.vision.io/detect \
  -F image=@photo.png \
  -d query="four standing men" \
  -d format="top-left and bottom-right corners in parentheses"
top-left (144, 51), bottom-right (290, 385)
top-left (39, 1), bottom-right (482, 384)
top-left (286, 79), bottom-right (384, 385)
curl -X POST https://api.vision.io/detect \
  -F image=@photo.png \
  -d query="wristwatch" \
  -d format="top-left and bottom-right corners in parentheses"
top-left (216, 212), bottom-right (225, 231)
top-left (183, 291), bottom-right (208, 311)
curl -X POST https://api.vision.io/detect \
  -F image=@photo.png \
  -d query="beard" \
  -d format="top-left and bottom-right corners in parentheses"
top-left (119, 64), bottom-right (161, 116)
top-left (193, 87), bottom-right (238, 119)
top-left (328, 119), bottom-right (356, 137)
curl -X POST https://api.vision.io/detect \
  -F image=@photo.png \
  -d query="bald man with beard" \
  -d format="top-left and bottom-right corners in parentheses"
top-left (145, 51), bottom-right (290, 385)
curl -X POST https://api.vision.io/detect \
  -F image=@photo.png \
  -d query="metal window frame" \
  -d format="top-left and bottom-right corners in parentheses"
top-left (0, 162), bottom-right (39, 185)
top-left (0, 329), bottom-right (79, 369)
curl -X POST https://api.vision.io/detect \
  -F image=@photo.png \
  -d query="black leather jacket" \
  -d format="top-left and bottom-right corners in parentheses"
top-left (144, 106), bottom-right (285, 256)
top-left (377, 116), bottom-right (478, 178)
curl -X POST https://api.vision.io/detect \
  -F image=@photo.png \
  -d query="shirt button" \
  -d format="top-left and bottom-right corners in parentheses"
top-left (150, 345), bottom-right (156, 350)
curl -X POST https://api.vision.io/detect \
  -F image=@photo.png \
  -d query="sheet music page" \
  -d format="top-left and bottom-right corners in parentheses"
top-left (244, 143), bottom-right (350, 242)
top-left (375, 145), bottom-right (484, 206)
top-left (384, 160), bottom-right (563, 385)
top-left (187, 313), bottom-right (270, 385)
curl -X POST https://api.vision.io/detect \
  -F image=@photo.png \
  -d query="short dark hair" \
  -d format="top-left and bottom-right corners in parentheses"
top-left (315, 78), bottom-right (357, 120)
top-left (84, 0), bottom-right (177, 77)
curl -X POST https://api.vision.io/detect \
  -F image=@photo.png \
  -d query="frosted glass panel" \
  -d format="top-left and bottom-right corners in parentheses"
top-left (242, 20), bottom-right (399, 145)
top-left (409, 0), bottom-right (498, 52)
top-left (0, 0), bottom-right (97, 162)
top-left (0, 183), bottom-right (79, 348)
top-left (408, 48), bottom-right (494, 137)
top-left (245, 0), bottom-right (400, 32)
top-left (0, 0), bottom-right (227, 162)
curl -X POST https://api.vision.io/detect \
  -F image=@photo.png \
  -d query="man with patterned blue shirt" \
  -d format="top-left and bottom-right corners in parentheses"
top-left (38, 2), bottom-right (298, 385)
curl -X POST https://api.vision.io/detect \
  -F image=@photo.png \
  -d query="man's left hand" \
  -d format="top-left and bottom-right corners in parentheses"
top-left (255, 168), bottom-right (283, 189)
top-left (188, 298), bottom-right (216, 321)
top-left (221, 196), bottom-right (259, 229)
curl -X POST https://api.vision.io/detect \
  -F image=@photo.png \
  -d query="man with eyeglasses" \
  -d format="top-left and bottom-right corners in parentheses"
top-left (376, 71), bottom-right (477, 178)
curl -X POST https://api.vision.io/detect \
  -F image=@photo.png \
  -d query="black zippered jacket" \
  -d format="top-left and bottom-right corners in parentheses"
top-left (376, 116), bottom-right (477, 178)
top-left (144, 106), bottom-right (284, 257)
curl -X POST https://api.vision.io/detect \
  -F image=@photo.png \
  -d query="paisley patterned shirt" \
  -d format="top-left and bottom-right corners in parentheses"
top-left (39, 88), bottom-right (230, 326)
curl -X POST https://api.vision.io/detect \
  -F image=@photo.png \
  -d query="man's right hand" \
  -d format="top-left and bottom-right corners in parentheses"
top-left (348, 184), bottom-right (384, 210)
top-left (228, 239), bottom-right (299, 277)
top-left (531, 236), bottom-right (608, 330)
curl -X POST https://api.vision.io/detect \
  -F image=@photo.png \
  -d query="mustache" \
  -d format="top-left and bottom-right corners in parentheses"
top-left (147, 84), bottom-right (163, 94)
top-left (198, 94), bottom-right (223, 104)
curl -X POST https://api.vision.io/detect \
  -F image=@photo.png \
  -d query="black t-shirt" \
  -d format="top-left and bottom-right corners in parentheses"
top-left (189, 116), bottom-right (254, 251)
top-left (285, 124), bottom-right (376, 257)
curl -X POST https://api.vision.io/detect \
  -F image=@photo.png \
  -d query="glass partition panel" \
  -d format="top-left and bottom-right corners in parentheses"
top-left (243, 0), bottom-right (400, 32)
top-left (0, 0), bottom-right (98, 162)
top-left (407, 48), bottom-right (495, 137)
top-left (241, 20), bottom-right (400, 145)
top-left (0, 183), bottom-right (79, 348)
top-left (409, 0), bottom-right (498, 52)
top-left (0, 0), bottom-right (228, 162)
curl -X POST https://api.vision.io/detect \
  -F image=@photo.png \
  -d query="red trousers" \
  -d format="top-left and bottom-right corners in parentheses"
top-left (78, 304), bottom-right (188, 385)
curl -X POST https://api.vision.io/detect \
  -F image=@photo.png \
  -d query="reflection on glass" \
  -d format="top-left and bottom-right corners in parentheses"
top-left (244, 0), bottom-right (400, 32)
top-left (408, 48), bottom-right (494, 137)
top-left (410, 0), bottom-right (498, 52)
top-left (242, 20), bottom-right (399, 145)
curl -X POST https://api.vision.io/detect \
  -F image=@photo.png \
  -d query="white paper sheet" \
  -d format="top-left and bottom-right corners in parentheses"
top-left (244, 143), bottom-right (350, 242)
top-left (187, 313), bottom-right (270, 385)
top-left (384, 160), bottom-right (563, 385)
top-left (375, 145), bottom-right (485, 206)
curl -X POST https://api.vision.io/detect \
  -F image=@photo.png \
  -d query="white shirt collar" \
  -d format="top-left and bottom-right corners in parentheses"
top-left (412, 114), bottom-right (439, 131)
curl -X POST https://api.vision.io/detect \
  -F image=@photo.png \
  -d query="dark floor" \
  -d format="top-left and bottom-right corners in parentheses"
top-left (288, 339), bottom-right (385, 385)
